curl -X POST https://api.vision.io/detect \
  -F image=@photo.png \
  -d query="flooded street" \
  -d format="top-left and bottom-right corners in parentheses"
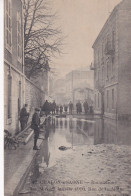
top-left (19, 117), bottom-right (131, 196)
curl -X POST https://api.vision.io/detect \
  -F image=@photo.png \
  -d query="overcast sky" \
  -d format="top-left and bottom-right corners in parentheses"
top-left (51, 0), bottom-right (121, 78)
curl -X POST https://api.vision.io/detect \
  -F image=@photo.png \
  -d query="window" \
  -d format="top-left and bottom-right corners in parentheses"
top-left (107, 34), bottom-right (110, 47)
top-left (111, 59), bottom-right (114, 75)
top-left (17, 12), bottom-right (22, 60)
top-left (98, 50), bottom-right (99, 65)
top-left (98, 70), bottom-right (99, 82)
top-left (7, 74), bottom-right (12, 118)
top-left (98, 93), bottom-right (99, 108)
top-left (102, 42), bottom-right (104, 56)
top-left (95, 94), bottom-right (96, 107)
top-left (18, 81), bottom-right (21, 115)
top-left (112, 30), bottom-right (115, 50)
top-left (102, 66), bottom-right (104, 81)
top-left (107, 90), bottom-right (109, 109)
top-left (5, 0), bottom-right (12, 50)
top-left (107, 62), bottom-right (109, 79)
top-left (112, 89), bottom-right (114, 109)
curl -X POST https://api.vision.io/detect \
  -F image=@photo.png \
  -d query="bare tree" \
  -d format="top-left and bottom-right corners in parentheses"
top-left (23, 0), bottom-right (63, 78)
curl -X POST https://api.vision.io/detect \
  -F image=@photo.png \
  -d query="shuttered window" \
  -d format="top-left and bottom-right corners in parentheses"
top-left (5, 0), bottom-right (12, 51)
top-left (7, 74), bottom-right (12, 118)
top-left (17, 12), bottom-right (22, 60)
top-left (112, 89), bottom-right (114, 109)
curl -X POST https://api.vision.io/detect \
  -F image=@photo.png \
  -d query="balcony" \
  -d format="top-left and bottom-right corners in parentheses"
top-left (104, 42), bottom-right (115, 56)
top-left (90, 63), bottom-right (95, 70)
top-left (95, 81), bottom-right (104, 93)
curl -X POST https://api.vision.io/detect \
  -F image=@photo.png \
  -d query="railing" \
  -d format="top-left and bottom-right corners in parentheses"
top-left (95, 81), bottom-right (104, 93)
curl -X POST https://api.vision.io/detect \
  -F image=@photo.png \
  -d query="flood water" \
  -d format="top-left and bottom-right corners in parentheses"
top-left (36, 117), bottom-right (131, 170)
top-left (49, 116), bottom-right (131, 147)
top-left (34, 117), bottom-right (131, 169)
top-left (19, 117), bottom-right (131, 195)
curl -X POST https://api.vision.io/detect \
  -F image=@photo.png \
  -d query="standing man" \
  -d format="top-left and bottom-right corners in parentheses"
top-left (64, 104), bottom-right (68, 114)
top-left (19, 104), bottom-right (29, 131)
top-left (76, 101), bottom-right (82, 114)
top-left (83, 100), bottom-right (89, 115)
top-left (60, 105), bottom-right (63, 115)
top-left (31, 108), bottom-right (40, 150)
top-left (56, 105), bottom-right (59, 115)
top-left (42, 100), bottom-right (49, 116)
top-left (52, 100), bottom-right (56, 115)
top-left (69, 101), bottom-right (73, 115)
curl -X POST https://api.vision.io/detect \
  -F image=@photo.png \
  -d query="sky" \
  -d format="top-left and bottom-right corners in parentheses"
top-left (50, 0), bottom-right (121, 78)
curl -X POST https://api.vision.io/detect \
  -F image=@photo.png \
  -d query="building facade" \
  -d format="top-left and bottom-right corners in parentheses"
top-left (52, 79), bottom-right (67, 104)
top-left (4, 0), bottom-right (49, 134)
top-left (4, 0), bottom-right (25, 134)
top-left (92, 0), bottom-right (131, 119)
top-left (66, 69), bottom-right (94, 106)
top-left (74, 87), bottom-right (94, 106)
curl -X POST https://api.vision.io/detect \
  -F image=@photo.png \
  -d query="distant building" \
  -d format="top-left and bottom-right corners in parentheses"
top-left (92, 0), bottom-right (131, 119)
top-left (74, 87), bottom-right (94, 106)
top-left (66, 69), bottom-right (94, 106)
top-left (4, 0), bottom-right (25, 133)
top-left (53, 79), bottom-right (67, 104)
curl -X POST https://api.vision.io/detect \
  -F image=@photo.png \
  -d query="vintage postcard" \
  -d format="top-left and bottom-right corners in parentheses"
top-left (4, 0), bottom-right (131, 196)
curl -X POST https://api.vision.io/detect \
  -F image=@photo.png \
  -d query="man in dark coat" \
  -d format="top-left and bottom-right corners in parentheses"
top-left (69, 101), bottom-right (73, 115)
top-left (60, 105), bottom-right (63, 115)
top-left (42, 100), bottom-right (50, 116)
top-left (52, 100), bottom-right (56, 114)
top-left (83, 100), bottom-right (89, 115)
top-left (56, 105), bottom-right (59, 114)
top-left (64, 104), bottom-right (68, 114)
top-left (76, 101), bottom-right (82, 114)
top-left (31, 108), bottom-right (40, 150)
top-left (19, 104), bottom-right (29, 131)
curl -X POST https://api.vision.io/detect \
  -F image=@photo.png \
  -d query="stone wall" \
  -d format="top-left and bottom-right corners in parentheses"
top-left (25, 78), bottom-right (45, 123)
top-left (4, 65), bottom-right (46, 135)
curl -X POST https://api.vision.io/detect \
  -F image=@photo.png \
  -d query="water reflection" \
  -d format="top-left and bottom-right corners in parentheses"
top-left (94, 118), bottom-right (131, 145)
top-left (28, 116), bottom-right (131, 185)
top-left (64, 119), bottom-right (68, 129)
top-left (69, 118), bottom-right (73, 131)
top-left (59, 119), bottom-right (63, 128)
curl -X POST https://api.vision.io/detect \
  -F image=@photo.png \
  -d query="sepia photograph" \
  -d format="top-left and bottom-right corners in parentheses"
top-left (3, 0), bottom-right (131, 196)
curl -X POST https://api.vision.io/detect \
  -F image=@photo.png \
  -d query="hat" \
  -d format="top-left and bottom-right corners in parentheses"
top-left (35, 107), bottom-right (40, 111)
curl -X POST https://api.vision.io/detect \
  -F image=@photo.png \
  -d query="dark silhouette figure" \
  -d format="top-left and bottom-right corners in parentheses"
top-left (76, 101), bottom-right (82, 114)
top-left (69, 101), bottom-right (73, 115)
top-left (19, 104), bottom-right (29, 131)
top-left (31, 108), bottom-right (40, 150)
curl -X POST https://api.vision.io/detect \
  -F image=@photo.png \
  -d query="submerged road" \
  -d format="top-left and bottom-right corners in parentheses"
top-left (18, 116), bottom-right (131, 196)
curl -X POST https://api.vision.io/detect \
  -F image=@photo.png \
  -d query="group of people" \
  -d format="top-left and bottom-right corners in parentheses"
top-left (19, 99), bottom-right (93, 150)
top-left (42, 100), bottom-right (57, 116)
top-left (41, 100), bottom-right (94, 116)
top-left (76, 100), bottom-right (94, 115)
top-left (19, 104), bottom-right (50, 150)
top-left (41, 100), bottom-right (71, 115)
